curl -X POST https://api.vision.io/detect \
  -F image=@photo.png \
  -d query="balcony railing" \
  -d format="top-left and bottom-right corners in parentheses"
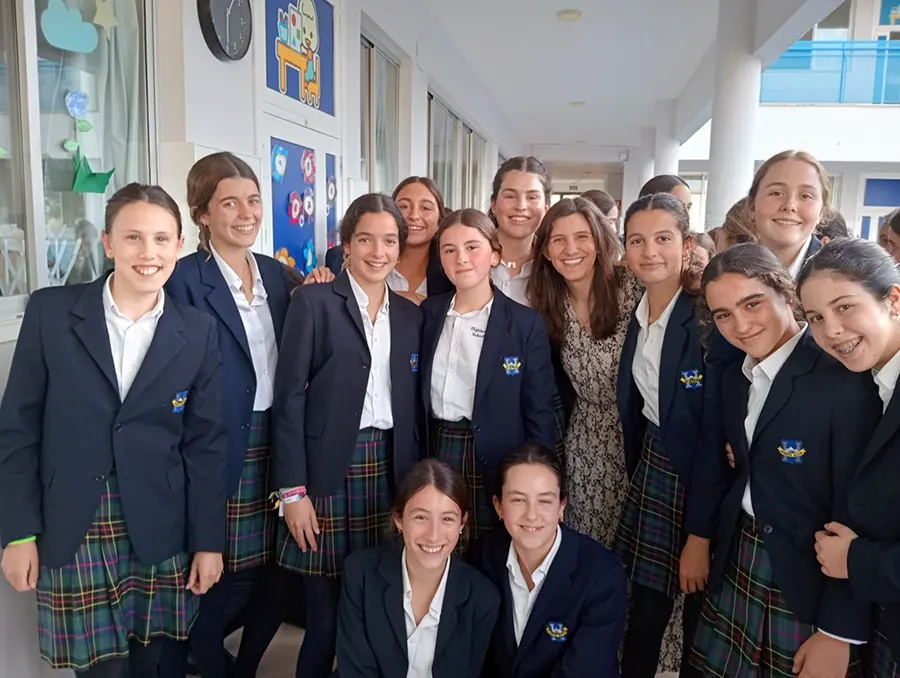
top-left (761, 39), bottom-right (900, 104)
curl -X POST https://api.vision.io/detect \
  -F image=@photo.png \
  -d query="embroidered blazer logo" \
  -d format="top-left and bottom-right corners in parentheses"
top-left (777, 438), bottom-right (806, 465)
top-left (502, 356), bottom-right (522, 376)
top-left (680, 369), bottom-right (703, 390)
top-left (409, 353), bottom-right (419, 373)
top-left (171, 391), bottom-right (189, 413)
top-left (545, 621), bottom-right (569, 642)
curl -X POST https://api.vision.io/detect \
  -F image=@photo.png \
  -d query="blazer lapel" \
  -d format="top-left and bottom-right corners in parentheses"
top-left (422, 294), bottom-right (453, 414)
top-left (475, 292), bottom-right (510, 407)
top-left (658, 292), bottom-right (693, 427)
top-left (199, 255), bottom-right (252, 360)
top-left (390, 292), bottom-right (412, 392)
top-left (377, 549), bottom-right (409, 653)
top-left (752, 330), bottom-right (818, 446)
top-left (434, 559), bottom-right (468, 660)
top-left (514, 529), bottom-right (575, 669)
top-left (122, 301), bottom-right (186, 408)
top-left (616, 311), bottom-right (639, 420)
top-left (858, 388), bottom-right (900, 473)
top-left (728, 375), bottom-right (752, 462)
top-left (259, 257), bottom-right (288, 346)
top-left (71, 276), bottom-right (119, 398)
top-left (333, 273), bottom-right (367, 344)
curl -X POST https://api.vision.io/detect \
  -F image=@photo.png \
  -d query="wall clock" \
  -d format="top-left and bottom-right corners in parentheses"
top-left (198, 0), bottom-right (252, 62)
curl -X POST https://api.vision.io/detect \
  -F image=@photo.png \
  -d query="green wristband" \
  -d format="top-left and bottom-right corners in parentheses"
top-left (7, 536), bottom-right (36, 546)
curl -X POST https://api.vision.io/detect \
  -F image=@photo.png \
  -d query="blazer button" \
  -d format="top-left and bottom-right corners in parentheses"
top-left (362, 364), bottom-right (368, 370)
top-left (242, 424), bottom-right (249, 431)
top-left (246, 387), bottom-right (254, 394)
top-left (479, 456), bottom-right (487, 464)
top-left (762, 524), bottom-right (774, 535)
top-left (94, 474), bottom-right (106, 482)
top-left (114, 424), bottom-right (123, 433)
top-left (472, 425), bottom-right (482, 433)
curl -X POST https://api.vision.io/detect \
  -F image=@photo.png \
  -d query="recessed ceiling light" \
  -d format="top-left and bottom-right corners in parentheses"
top-left (569, 101), bottom-right (586, 108)
top-left (582, 170), bottom-right (593, 176)
top-left (557, 9), bottom-right (583, 21)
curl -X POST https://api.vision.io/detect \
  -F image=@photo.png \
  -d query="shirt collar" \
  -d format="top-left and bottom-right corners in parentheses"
top-left (788, 236), bottom-right (814, 280)
top-left (505, 525), bottom-right (563, 590)
top-left (347, 271), bottom-right (390, 316)
top-left (874, 348), bottom-right (900, 407)
top-left (402, 548), bottom-right (451, 617)
top-left (209, 242), bottom-right (266, 297)
top-left (447, 294), bottom-right (494, 319)
top-left (741, 323), bottom-right (806, 383)
top-left (103, 273), bottom-right (165, 321)
top-left (635, 288), bottom-right (683, 331)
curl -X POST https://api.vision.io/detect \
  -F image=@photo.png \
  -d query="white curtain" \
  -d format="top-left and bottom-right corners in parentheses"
top-left (373, 49), bottom-right (399, 194)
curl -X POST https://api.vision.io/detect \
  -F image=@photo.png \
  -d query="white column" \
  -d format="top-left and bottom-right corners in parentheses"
top-left (638, 127), bottom-right (656, 190)
top-left (705, 0), bottom-right (762, 227)
top-left (399, 60), bottom-right (430, 178)
top-left (654, 100), bottom-right (680, 177)
top-left (621, 152), bottom-right (642, 212)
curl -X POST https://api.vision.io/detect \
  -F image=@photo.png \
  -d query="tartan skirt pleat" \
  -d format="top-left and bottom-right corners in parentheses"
top-left (35, 474), bottom-right (198, 671)
top-left (866, 609), bottom-right (899, 678)
top-left (613, 422), bottom-right (685, 598)
top-left (276, 427), bottom-right (393, 577)
top-left (225, 410), bottom-right (276, 573)
top-left (689, 511), bottom-right (861, 678)
top-left (429, 418), bottom-right (498, 539)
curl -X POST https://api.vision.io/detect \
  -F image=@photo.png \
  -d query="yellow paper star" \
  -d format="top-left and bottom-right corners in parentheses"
top-left (93, 0), bottom-right (118, 41)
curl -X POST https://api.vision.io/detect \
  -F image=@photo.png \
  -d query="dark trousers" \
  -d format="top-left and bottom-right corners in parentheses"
top-left (77, 639), bottom-right (163, 678)
top-left (621, 583), bottom-right (704, 678)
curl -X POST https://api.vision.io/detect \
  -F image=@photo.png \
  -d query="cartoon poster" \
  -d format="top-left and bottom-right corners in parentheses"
top-left (266, 0), bottom-right (335, 115)
top-left (326, 153), bottom-right (338, 247)
top-left (272, 137), bottom-right (318, 274)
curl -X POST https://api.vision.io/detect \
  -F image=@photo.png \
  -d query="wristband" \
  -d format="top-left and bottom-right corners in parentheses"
top-left (8, 536), bottom-right (36, 546)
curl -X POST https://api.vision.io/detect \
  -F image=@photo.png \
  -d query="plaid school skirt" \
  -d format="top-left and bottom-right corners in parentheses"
top-left (225, 410), bottom-right (275, 573)
top-left (690, 511), bottom-right (861, 678)
top-left (430, 418), bottom-right (498, 539)
top-left (276, 427), bottom-right (393, 577)
top-left (35, 474), bottom-right (198, 671)
top-left (866, 609), bottom-right (899, 678)
top-left (613, 422), bottom-right (686, 598)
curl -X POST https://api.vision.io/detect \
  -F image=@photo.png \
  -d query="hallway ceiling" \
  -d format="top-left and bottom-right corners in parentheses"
top-left (422, 0), bottom-right (719, 148)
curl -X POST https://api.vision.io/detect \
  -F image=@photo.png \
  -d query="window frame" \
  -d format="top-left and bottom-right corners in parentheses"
top-left (359, 35), bottom-right (400, 194)
top-left (427, 93), bottom-right (488, 210)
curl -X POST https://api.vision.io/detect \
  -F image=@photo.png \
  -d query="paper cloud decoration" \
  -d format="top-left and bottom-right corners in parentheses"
top-left (41, 0), bottom-right (99, 54)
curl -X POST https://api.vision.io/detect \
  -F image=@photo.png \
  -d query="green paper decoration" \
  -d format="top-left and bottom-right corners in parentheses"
top-left (62, 139), bottom-right (80, 153)
top-left (76, 119), bottom-right (93, 132)
top-left (0, 147), bottom-right (7, 159)
top-left (72, 149), bottom-right (114, 194)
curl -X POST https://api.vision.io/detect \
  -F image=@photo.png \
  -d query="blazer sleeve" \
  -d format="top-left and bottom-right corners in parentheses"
top-left (272, 290), bottom-right (315, 489)
top-left (848, 538), bottom-right (900, 604)
top-left (522, 312), bottom-right (558, 451)
top-left (551, 557), bottom-right (627, 678)
top-left (815, 371), bottom-right (878, 641)
top-left (336, 559), bottom-right (381, 678)
top-left (470, 581), bottom-right (501, 678)
top-left (0, 295), bottom-right (47, 545)
top-left (181, 319), bottom-right (228, 554)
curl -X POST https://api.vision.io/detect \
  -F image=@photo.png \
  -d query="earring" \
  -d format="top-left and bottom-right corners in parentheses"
top-left (459, 528), bottom-right (464, 535)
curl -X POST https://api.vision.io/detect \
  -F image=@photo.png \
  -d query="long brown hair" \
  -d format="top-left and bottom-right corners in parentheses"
top-left (488, 156), bottom-right (552, 225)
top-left (748, 150), bottom-right (832, 224)
top-left (528, 197), bottom-right (622, 345)
top-left (187, 152), bottom-right (260, 252)
top-left (392, 176), bottom-right (448, 219)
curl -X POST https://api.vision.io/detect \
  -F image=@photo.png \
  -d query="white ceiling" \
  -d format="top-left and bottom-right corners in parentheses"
top-left (422, 0), bottom-right (719, 149)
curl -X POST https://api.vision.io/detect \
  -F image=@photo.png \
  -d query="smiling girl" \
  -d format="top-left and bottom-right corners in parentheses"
top-left (421, 209), bottom-right (557, 539)
top-left (689, 243), bottom-right (880, 678)
top-left (0, 184), bottom-right (227, 676)
top-left (798, 238), bottom-right (900, 678)
top-left (337, 459), bottom-right (499, 678)
top-left (272, 194), bottom-right (424, 678)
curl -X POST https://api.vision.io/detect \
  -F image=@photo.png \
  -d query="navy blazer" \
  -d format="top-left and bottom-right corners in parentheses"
top-left (474, 525), bottom-right (627, 678)
top-left (166, 251), bottom-right (290, 496)
top-left (0, 276), bottom-right (227, 568)
top-left (272, 272), bottom-right (424, 496)
top-left (711, 329), bottom-right (880, 640)
top-left (421, 290), bottom-right (557, 490)
top-left (326, 243), bottom-right (454, 296)
top-left (617, 291), bottom-right (740, 539)
top-left (337, 545), bottom-right (499, 678)
top-left (846, 374), bottom-right (900, 658)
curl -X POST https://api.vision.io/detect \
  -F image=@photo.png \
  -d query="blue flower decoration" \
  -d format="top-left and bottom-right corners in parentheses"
top-left (302, 240), bottom-right (318, 274)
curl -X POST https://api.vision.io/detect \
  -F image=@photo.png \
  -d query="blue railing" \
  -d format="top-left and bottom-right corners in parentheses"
top-left (761, 39), bottom-right (900, 104)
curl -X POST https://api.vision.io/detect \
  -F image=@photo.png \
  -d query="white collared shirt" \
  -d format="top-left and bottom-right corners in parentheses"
top-left (632, 289), bottom-right (683, 426)
top-left (348, 272), bottom-right (393, 430)
top-left (788, 236), bottom-right (814, 280)
top-left (740, 325), bottom-right (806, 516)
top-left (210, 243), bottom-right (278, 411)
top-left (874, 349), bottom-right (900, 413)
top-left (387, 269), bottom-right (428, 297)
top-left (506, 526), bottom-right (562, 646)
top-left (491, 262), bottom-right (532, 307)
top-left (430, 295), bottom-right (493, 421)
top-left (402, 549), bottom-right (451, 678)
top-left (103, 274), bottom-right (165, 401)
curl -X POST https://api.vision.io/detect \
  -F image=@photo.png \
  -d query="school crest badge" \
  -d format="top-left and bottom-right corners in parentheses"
top-left (680, 369), bottom-right (703, 390)
top-left (502, 356), bottom-right (522, 376)
top-left (777, 439), bottom-right (806, 465)
top-left (410, 353), bottom-right (419, 373)
top-left (172, 391), bottom-right (189, 413)
top-left (546, 621), bottom-right (569, 642)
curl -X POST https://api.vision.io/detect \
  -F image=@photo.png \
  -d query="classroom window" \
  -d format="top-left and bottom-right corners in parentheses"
top-left (360, 38), bottom-right (399, 194)
top-left (429, 97), bottom-right (458, 209)
top-left (428, 95), bottom-right (488, 210)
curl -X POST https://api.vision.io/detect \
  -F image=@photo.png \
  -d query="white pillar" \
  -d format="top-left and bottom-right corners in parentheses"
top-left (621, 152), bottom-right (641, 213)
top-left (638, 127), bottom-right (656, 191)
top-left (399, 60), bottom-right (429, 178)
top-left (705, 0), bottom-right (761, 227)
top-left (654, 100), bottom-right (680, 177)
